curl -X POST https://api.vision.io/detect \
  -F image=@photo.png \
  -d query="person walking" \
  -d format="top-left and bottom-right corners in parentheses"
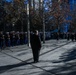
top-left (67, 32), bottom-right (70, 41)
top-left (0, 31), bottom-right (3, 49)
top-left (71, 33), bottom-right (74, 41)
top-left (75, 33), bottom-right (76, 41)
top-left (15, 31), bottom-right (20, 45)
top-left (56, 32), bottom-right (59, 40)
top-left (10, 31), bottom-right (16, 46)
top-left (30, 30), bottom-right (42, 63)
top-left (5, 32), bottom-right (11, 47)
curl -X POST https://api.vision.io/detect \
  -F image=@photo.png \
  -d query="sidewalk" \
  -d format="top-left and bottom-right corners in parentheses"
top-left (0, 40), bottom-right (76, 75)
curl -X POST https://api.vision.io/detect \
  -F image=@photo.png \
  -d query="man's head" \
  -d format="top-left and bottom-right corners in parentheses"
top-left (33, 30), bottom-right (39, 35)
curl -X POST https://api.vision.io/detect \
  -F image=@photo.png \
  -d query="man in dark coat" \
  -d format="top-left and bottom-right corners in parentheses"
top-left (56, 32), bottom-right (59, 40)
top-left (30, 30), bottom-right (42, 63)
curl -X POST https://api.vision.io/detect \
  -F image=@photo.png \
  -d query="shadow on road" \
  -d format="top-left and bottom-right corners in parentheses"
top-left (0, 61), bottom-right (34, 74)
top-left (40, 47), bottom-right (76, 75)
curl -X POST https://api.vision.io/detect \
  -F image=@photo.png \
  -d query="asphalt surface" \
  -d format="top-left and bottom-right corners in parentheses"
top-left (0, 39), bottom-right (76, 75)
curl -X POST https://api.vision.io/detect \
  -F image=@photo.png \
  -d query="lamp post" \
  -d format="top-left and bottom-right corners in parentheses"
top-left (41, 0), bottom-right (45, 43)
top-left (27, 2), bottom-right (30, 47)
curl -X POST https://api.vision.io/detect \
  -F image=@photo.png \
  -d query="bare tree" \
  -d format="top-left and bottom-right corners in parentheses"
top-left (69, 3), bottom-right (76, 32)
top-left (46, 0), bottom-right (70, 32)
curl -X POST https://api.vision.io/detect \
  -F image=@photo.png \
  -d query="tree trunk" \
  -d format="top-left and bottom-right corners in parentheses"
top-left (27, 1), bottom-right (30, 47)
top-left (42, 0), bottom-right (45, 43)
top-left (43, 15), bottom-right (45, 43)
top-left (33, 0), bottom-right (35, 11)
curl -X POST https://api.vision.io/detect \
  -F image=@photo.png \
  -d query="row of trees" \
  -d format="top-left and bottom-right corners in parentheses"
top-left (0, 0), bottom-right (76, 31)
top-left (0, 0), bottom-right (76, 44)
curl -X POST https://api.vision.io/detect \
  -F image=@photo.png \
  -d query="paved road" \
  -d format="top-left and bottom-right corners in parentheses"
top-left (0, 40), bottom-right (76, 75)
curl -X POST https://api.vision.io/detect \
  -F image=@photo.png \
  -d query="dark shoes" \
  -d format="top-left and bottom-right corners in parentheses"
top-left (34, 60), bottom-right (39, 63)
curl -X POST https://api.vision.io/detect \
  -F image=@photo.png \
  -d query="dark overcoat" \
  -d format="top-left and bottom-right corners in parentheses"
top-left (30, 34), bottom-right (41, 50)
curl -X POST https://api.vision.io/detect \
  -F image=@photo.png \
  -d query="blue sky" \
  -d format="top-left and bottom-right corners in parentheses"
top-left (5, 0), bottom-right (28, 3)
top-left (6, 0), bottom-right (12, 2)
